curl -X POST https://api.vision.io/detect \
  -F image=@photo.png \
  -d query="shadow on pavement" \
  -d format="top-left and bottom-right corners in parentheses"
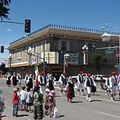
top-left (16, 114), bottom-right (29, 117)
top-left (1, 115), bottom-right (7, 118)
top-left (114, 99), bottom-right (120, 101)
top-left (59, 115), bottom-right (64, 118)
top-left (71, 100), bottom-right (83, 103)
top-left (91, 99), bottom-right (102, 102)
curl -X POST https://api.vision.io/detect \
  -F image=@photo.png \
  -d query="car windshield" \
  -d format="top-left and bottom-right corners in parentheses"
top-left (102, 75), bottom-right (107, 77)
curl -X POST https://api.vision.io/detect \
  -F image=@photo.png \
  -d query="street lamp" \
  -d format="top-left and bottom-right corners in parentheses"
top-left (27, 47), bottom-right (47, 76)
top-left (82, 44), bottom-right (88, 65)
top-left (101, 25), bottom-right (120, 73)
top-left (63, 53), bottom-right (70, 74)
top-left (27, 47), bottom-right (32, 65)
top-left (27, 47), bottom-right (39, 77)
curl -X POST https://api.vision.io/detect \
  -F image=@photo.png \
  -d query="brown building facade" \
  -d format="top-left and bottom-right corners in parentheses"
top-left (8, 24), bottom-right (118, 76)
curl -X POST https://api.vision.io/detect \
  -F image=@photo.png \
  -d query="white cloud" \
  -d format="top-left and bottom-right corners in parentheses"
top-left (7, 28), bottom-right (12, 32)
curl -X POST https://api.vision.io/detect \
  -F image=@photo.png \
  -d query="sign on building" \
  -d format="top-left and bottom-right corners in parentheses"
top-left (67, 53), bottom-right (78, 64)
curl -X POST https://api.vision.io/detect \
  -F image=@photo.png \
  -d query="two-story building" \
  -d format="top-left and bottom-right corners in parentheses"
top-left (8, 24), bottom-right (118, 77)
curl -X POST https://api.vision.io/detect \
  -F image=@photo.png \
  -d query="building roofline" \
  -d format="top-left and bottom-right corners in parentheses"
top-left (9, 24), bottom-right (120, 46)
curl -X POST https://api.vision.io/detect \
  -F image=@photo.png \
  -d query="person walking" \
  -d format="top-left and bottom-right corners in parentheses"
top-left (78, 70), bottom-right (85, 95)
top-left (117, 73), bottom-right (120, 99)
top-left (24, 73), bottom-right (29, 85)
top-left (105, 75), bottom-right (111, 95)
top-left (44, 88), bottom-right (50, 116)
top-left (58, 73), bottom-right (68, 95)
top-left (48, 90), bottom-right (56, 118)
top-left (47, 74), bottom-right (56, 91)
top-left (109, 71), bottom-right (118, 101)
top-left (11, 72), bottom-right (18, 86)
top-left (26, 74), bottom-right (33, 90)
top-left (12, 88), bottom-right (20, 117)
top-left (16, 73), bottom-right (22, 86)
top-left (6, 73), bottom-right (11, 87)
top-left (66, 76), bottom-right (75, 103)
top-left (84, 73), bottom-right (96, 102)
top-left (37, 71), bottom-right (47, 94)
top-left (33, 86), bottom-right (44, 120)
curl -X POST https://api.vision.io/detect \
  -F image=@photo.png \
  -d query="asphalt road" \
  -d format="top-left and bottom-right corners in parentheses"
top-left (0, 78), bottom-right (120, 120)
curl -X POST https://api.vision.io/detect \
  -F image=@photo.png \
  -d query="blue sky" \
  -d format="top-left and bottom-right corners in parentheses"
top-left (0, 0), bottom-right (120, 58)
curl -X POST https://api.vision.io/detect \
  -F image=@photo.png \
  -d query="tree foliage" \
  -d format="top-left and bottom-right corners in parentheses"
top-left (0, 0), bottom-right (11, 20)
top-left (93, 52), bottom-right (108, 73)
top-left (0, 63), bottom-right (9, 74)
top-left (0, 0), bottom-right (11, 5)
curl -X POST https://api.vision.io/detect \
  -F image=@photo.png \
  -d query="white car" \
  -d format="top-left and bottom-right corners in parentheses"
top-left (94, 74), bottom-right (108, 81)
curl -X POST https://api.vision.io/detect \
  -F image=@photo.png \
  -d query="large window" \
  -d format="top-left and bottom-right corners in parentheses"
top-left (58, 40), bottom-right (70, 51)
top-left (61, 41), bottom-right (67, 51)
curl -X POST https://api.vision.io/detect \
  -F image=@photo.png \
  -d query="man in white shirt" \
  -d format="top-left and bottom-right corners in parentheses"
top-left (84, 73), bottom-right (96, 102)
top-left (58, 73), bottom-right (67, 95)
top-left (109, 71), bottom-right (118, 101)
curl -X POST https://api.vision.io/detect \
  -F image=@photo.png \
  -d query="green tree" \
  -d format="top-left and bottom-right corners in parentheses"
top-left (0, 63), bottom-right (9, 74)
top-left (0, 0), bottom-right (11, 20)
top-left (0, 0), bottom-right (11, 5)
top-left (93, 52), bottom-right (108, 73)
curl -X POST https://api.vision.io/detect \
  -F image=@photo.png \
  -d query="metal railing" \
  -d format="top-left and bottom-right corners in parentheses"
top-left (10, 24), bottom-right (120, 45)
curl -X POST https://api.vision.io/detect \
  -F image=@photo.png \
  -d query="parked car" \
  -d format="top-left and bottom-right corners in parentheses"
top-left (94, 74), bottom-right (108, 82)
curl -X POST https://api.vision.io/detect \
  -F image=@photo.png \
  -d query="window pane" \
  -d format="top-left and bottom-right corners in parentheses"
top-left (61, 41), bottom-right (67, 51)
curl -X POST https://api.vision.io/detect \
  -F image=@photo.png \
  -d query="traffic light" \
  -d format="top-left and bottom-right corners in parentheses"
top-left (0, 3), bottom-right (10, 19)
top-left (25, 19), bottom-right (31, 33)
top-left (0, 46), bottom-right (4, 53)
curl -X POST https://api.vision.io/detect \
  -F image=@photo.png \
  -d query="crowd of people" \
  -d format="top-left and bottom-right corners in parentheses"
top-left (5, 71), bottom-right (57, 120)
top-left (58, 70), bottom-right (120, 102)
top-left (1, 70), bottom-right (120, 119)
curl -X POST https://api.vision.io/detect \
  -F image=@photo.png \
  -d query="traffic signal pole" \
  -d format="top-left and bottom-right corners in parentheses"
top-left (0, 19), bottom-right (31, 33)
top-left (0, 19), bottom-right (31, 65)
top-left (0, 20), bottom-right (24, 24)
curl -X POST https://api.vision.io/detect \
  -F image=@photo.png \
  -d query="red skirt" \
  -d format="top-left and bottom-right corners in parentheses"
top-left (66, 88), bottom-right (72, 99)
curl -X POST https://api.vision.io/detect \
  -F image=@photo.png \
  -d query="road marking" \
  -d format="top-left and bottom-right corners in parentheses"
top-left (95, 111), bottom-right (120, 119)
top-left (5, 105), bottom-right (32, 120)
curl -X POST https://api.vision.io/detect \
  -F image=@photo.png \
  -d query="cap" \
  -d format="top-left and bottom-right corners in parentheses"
top-left (87, 73), bottom-right (92, 76)
top-left (80, 70), bottom-right (83, 74)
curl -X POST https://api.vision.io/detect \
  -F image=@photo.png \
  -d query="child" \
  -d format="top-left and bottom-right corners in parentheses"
top-left (26, 87), bottom-right (33, 112)
top-left (12, 88), bottom-right (19, 117)
top-left (19, 86), bottom-right (27, 111)
top-left (44, 88), bottom-right (50, 116)
top-left (48, 90), bottom-right (56, 118)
